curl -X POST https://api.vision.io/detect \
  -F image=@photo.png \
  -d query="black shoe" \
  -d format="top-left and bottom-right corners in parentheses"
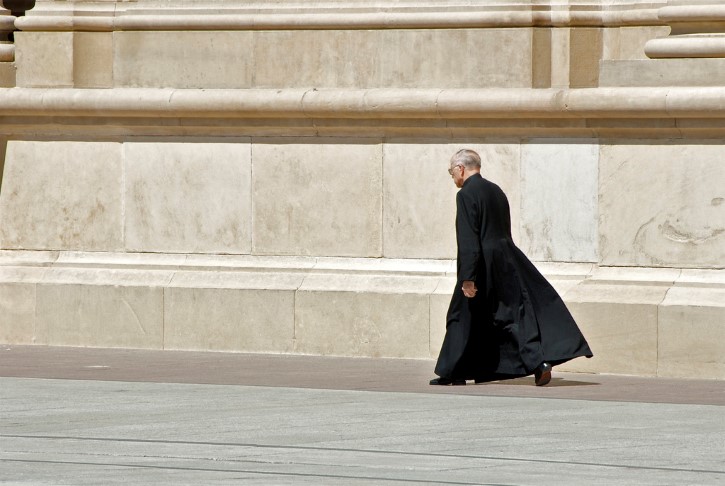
top-left (534, 362), bottom-right (552, 386)
top-left (429, 377), bottom-right (466, 386)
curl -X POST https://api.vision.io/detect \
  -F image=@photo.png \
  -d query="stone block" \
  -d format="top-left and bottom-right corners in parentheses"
top-left (520, 141), bottom-right (599, 263)
top-left (569, 28), bottom-right (603, 88)
top-left (114, 31), bottom-right (254, 88)
top-left (550, 28), bottom-right (571, 88)
top-left (124, 142), bottom-right (252, 254)
top-left (0, 62), bottom-right (14, 87)
top-left (74, 32), bottom-right (113, 88)
top-left (14, 32), bottom-right (73, 87)
top-left (252, 140), bottom-right (383, 257)
top-left (0, 141), bottom-right (123, 251)
top-left (36, 283), bottom-right (164, 349)
top-left (558, 281), bottom-right (668, 376)
top-left (659, 285), bottom-right (725, 380)
top-left (254, 29), bottom-right (532, 89)
top-left (620, 27), bottom-right (670, 60)
top-left (252, 30), bottom-right (374, 89)
top-left (294, 274), bottom-right (435, 358)
top-left (163, 269), bottom-right (301, 353)
top-left (602, 26), bottom-right (670, 61)
top-left (379, 28), bottom-right (531, 88)
top-left (382, 143), bottom-right (458, 260)
top-left (532, 28), bottom-right (552, 88)
top-left (383, 142), bottom-right (521, 259)
top-left (164, 286), bottom-right (296, 353)
top-left (600, 59), bottom-right (725, 87)
top-left (113, 29), bottom-right (531, 89)
top-left (0, 283), bottom-right (38, 344)
top-left (599, 142), bottom-right (725, 268)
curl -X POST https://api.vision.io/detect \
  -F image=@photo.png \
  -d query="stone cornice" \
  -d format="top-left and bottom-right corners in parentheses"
top-left (15, 1), bottom-right (667, 31)
top-left (3, 87), bottom-right (725, 137)
top-left (659, 4), bottom-right (725, 35)
top-left (2, 87), bottom-right (724, 118)
top-left (645, 3), bottom-right (725, 58)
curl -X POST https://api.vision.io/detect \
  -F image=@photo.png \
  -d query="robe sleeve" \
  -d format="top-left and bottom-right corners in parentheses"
top-left (456, 190), bottom-right (482, 282)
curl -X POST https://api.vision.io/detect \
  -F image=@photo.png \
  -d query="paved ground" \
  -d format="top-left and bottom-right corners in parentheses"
top-left (1, 346), bottom-right (724, 485)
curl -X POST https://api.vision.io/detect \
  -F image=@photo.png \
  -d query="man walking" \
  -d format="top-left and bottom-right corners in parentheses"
top-left (431, 149), bottom-right (592, 386)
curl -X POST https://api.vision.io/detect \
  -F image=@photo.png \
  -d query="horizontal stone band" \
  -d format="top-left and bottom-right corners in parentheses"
top-left (5, 250), bottom-right (720, 290)
top-left (658, 5), bottom-right (725, 23)
top-left (4, 87), bottom-right (725, 119)
top-left (646, 36), bottom-right (725, 59)
top-left (14, 8), bottom-right (664, 32)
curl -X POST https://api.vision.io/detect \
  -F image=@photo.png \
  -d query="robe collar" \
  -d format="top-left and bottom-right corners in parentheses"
top-left (462, 173), bottom-right (482, 187)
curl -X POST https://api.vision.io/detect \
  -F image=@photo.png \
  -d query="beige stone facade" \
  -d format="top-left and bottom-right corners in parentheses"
top-left (0, 0), bottom-right (723, 379)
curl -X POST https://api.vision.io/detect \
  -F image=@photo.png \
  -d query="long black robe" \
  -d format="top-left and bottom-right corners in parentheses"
top-left (434, 174), bottom-right (592, 381)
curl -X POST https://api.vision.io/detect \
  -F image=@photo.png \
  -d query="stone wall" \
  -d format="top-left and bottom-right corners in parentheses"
top-left (0, 0), bottom-right (723, 379)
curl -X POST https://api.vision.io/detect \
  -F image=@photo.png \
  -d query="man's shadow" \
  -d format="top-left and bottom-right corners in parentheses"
top-left (478, 377), bottom-right (599, 387)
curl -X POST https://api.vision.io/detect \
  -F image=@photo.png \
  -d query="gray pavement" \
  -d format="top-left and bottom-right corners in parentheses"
top-left (1, 346), bottom-right (724, 485)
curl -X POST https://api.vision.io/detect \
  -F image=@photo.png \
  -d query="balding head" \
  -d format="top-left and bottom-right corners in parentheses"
top-left (448, 149), bottom-right (481, 188)
top-left (450, 149), bottom-right (482, 171)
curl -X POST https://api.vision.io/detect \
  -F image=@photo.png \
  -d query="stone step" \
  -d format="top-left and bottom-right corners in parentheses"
top-left (1, 251), bottom-right (723, 380)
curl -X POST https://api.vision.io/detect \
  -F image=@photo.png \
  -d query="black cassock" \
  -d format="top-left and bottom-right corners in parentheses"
top-left (435, 174), bottom-right (592, 381)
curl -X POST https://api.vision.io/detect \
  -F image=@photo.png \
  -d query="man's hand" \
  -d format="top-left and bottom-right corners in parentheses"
top-left (462, 280), bottom-right (477, 298)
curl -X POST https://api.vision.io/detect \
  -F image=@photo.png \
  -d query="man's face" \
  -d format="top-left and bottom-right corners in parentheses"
top-left (449, 160), bottom-right (464, 188)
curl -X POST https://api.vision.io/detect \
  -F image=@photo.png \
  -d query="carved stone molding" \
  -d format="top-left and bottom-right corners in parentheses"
top-left (15, 0), bottom-right (666, 32)
top-left (0, 7), bottom-right (15, 62)
top-left (6, 86), bottom-right (725, 119)
top-left (646, 3), bottom-right (725, 58)
top-left (4, 87), bottom-right (725, 138)
top-left (1, 1), bottom-right (33, 63)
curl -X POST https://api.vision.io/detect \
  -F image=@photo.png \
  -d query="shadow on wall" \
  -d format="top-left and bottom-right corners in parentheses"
top-left (0, 138), bottom-right (6, 194)
top-left (1, 1), bottom-right (35, 16)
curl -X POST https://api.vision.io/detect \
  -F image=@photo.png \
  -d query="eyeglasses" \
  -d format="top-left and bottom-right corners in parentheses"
top-left (448, 165), bottom-right (463, 175)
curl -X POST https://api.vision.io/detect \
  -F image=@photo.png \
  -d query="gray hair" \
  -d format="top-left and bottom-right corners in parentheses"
top-left (451, 149), bottom-right (481, 169)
